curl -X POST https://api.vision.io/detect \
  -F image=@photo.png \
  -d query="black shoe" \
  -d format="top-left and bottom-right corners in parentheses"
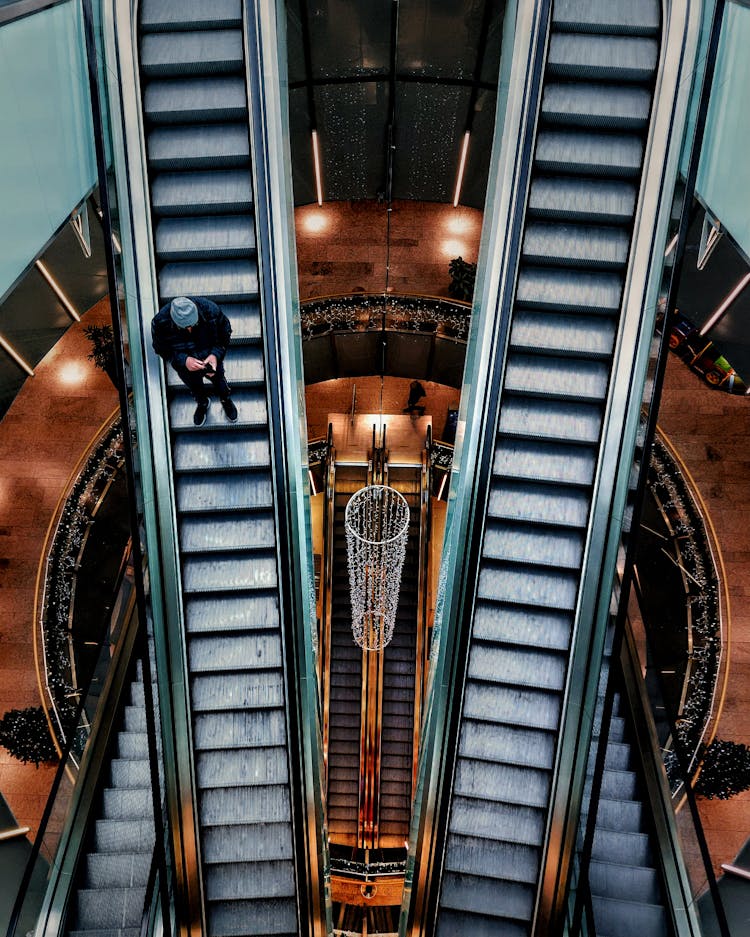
top-left (221, 396), bottom-right (238, 422)
top-left (193, 399), bottom-right (210, 426)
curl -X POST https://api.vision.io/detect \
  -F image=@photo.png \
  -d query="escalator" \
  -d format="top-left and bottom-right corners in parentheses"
top-left (326, 463), bottom-right (368, 847)
top-left (379, 464), bottom-right (422, 847)
top-left (135, 2), bottom-right (300, 933)
top-left (431, 2), bottom-right (672, 933)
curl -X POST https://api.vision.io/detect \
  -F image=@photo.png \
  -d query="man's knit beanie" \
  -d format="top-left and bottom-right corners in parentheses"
top-left (170, 296), bottom-right (199, 328)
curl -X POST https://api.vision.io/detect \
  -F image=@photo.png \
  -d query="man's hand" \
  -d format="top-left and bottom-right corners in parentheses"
top-left (185, 356), bottom-right (205, 372)
top-left (203, 354), bottom-right (218, 374)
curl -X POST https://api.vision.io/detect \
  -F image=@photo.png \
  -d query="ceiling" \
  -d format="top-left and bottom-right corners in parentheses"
top-left (284, 0), bottom-right (507, 207)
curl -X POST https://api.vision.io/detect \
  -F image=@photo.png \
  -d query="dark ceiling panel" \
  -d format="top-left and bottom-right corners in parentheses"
top-left (285, 0), bottom-right (307, 84)
top-left (480, 0), bottom-right (506, 84)
top-left (308, 0), bottom-right (391, 78)
top-left (462, 87), bottom-right (497, 208)
top-left (316, 82), bottom-right (388, 200)
top-left (289, 87), bottom-right (317, 204)
top-left (393, 82), bottom-right (467, 201)
top-left (398, 0), bottom-right (487, 79)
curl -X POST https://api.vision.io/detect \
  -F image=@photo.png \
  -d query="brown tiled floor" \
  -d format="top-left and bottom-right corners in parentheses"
top-left (0, 298), bottom-right (118, 836)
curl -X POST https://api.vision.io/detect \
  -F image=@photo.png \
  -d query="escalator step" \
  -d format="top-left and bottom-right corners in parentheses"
top-left (201, 784), bottom-right (291, 826)
top-left (110, 759), bottom-right (151, 790)
top-left (83, 853), bottom-right (151, 889)
top-left (472, 602), bottom-right (572, 652)
top-left (73, 888), bottom-right (143, 930)
top-left (459, 720), bottom-right (555, 771)
top-left (535, 130), bottom-right (643, 177)
top-left (204, 860), bottom-right (295, 900)
top-left (197, 747), bottom-right (288, 789)
top-left (159, 258), bottom-right (258, 301)
top-left (542, 82), bottom-right (652, 131)
top-left (222, 302), bottom-right (262, 343)
top-left (140, 0), bottom-right (242, 32)
top-left (166, 345), bottom-right (265, 389)
top-left (143, 77), bottom-right (247, 124)
top-left (462, 682), bottom-right (561, 732)
top-left (589, 860), bottom-right (661, 905)
top-left (518, 266), bottom-right (622, 313)
top-left (528, 176), bottom-right (637, 224)
top-left (152, 170), bottom-right (253, 218)
top-left (94, 819), bottom-right (155, 854)
top-left (547, 34), bottom-right (658, 82)
top-left (176, 471), bottom-right (273, 513)
top-left (182, 551), bottom-right (278, 593)
top-left (185, 592), bottom-right (279, 632)
top-left (194, 708), bottom-right (287, 750)
top-left (595, 797), bottom-right (644, 833)
top-left (498, 396), bottom-right (602, 444)
top-left (484, 520), bottom-right (583, 570)
top-left (523, 222), bottom-right (629, 270)
top-left (592, 827), bottom-right (653, 866)
top-left (604, 740), bottom-right (633, 771)
top-left (116, 732), bottom-right (148, 760)
top-left (189, 632), bottom-right (282, 675)
top-left (173, 430), bottom-right (270, 473)
top-left (180, 511), bottom-right (276, 553)
top-left (440, 870), bottom-right (534, 922)
top-left (191, 670), bottom-right (285, 712)
top-left (450, 796), bottom-right (545, 845)
top-left (467, 643), bottom-right (567, 693)
top-left (101, 787), bottom-right (152, 821)
top-left (552, 0), bottom-right (660, 37)
top-left (140, 30), bottom-right (243, 78)
top-left (511, 310), bottom-right (616, 360)
top-left (201, 821), bottom-right (293, 863)
top-left (505, 352), bottom-right (610, 401)
top-left (148, 124), bottom-right (250, 170)
top-left (591, 895), bottom-right (669, 937)
top-left (436, 908), bottom-right (527, 937)
top-left (444, 832), bottom-right (540, 883)
top-left (156, 214), bottom-right (256, 261)
top-left (454, 760), bottom-right (550, 810)
top-left (494, 436), bottom-right (596, 486)
top-left (208, 897), bottom-right (298, 937)
top-left (169, 389), bottom-right (267, 432)
top-left (488, 478), bottom-right (591, 528)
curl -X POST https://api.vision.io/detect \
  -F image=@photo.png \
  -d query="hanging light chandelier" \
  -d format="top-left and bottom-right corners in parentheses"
top-left (345, 484), bottom-right (410, 650)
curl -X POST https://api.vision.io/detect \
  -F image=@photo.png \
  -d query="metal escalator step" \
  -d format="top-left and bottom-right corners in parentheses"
top-left (205, 860), bottom-right (295, 901)
top-left (473, 602), bottom-right (572, 651)
top-left (156, 215), bottom-right (256, 261)
top-left (197, 747), bottom-right (288, 789)
top-left (110, 759), bottom-right (151, 789)
top-left (440, 869), bottom-right (534, 922)
top-left (608, 714), bottom-right (626, 741)
top-left (535, 130), bottom-right (643, 177)
top-left (123, 705), bottom-right (146, 733)
top-left (591, 895), bottom-right (669, 937)
top-left (84, 852), bottom-right (151, 889)
top-left (201, 821), bottom-right (293, 862)
top-left (484, 519), bottom-right (583, 569)
top-left (74, 888), bottom-right (143, 929)
top-left (478, 562), bottom-right (579, 610)
top-left (141, 30), bottom-right (243, 77)
top-left (453, 759), bottom-right (550, 810)
top-left (185, 592), bottom-right (279, 632)
top-left (488, 478), bottom-right (590, 528)
top-left (152, 170), bottom-right (252, 217)
top-left (116, 732), bottom-right (148, 759)
top-left (182, 551), bottom-right (277, 593)
top-left (444, 831), bottom-right (540, 882)
top-left (201, 785), bottom-right (291, 826)
top-left (499, 397), bottom-right (602, 444)
top-left (169, 389), bottom-right (267, 432)
top-left (528, 176), bottom-right (637, 224)
top-left (194, 708), bottom-right (286, 750)
top-left (436, 908), bottom-right (526, 937)
top-left (159, 258), bottom-right (257, 301)
top-left (221, 302), bottom-right (262, 342)
top-left (522, 222), bottom-right (630, 269)
top-left (180, 511), bottom-right (275, 553)
top-left (188, 631), bottom-right (282, 683)
top-left (101, 787), bottom-right (152, 822)
top-left (511, 310), bottom-right (616, 359)
top-left (463, 682), bottom-right (561, 731)
top-left (140, 0), bottom-right (242, 32)
top-left (173, 430), bottom-right (270, 473)
top-left (94, 818), bottom-right (155, 854)
top-left (191, 670), bottom-right (285, 712)
top-left (129, 681), bottom-right (145, 706)
top-left (542, 82), bottom-right (652, 130)
top-left (176, 471), bottom-right (272, 513)
top-left (505, 352), bottom-right (610, 400)
top-left (68, 930), bottom-right (139, 937)
top-left (600, 767), bottom-right (638, 800)
top-left (518, 266), bottom-right (622, 313)
top-left (592, 827), bottom-right (653, 866)
top-left (595, 798), bottom-right (644, 834)
top-left (548, 34), bottom-right (658, 82)
top-left (450, 796), bottom-right (545, 845)
top-left (459, 720), bottom-right (555, 770)
top-left (494, 437), bottom-right (596, 486)
top-left (589, 859), bottom-right (661, 904)
top-left (467, 643), bottom-right (567, 693)
top-left (208, 897), bottom-right (297, 937)
top-left (604, 741), bottom-right (633, 771)
top-left (552, 0), bottom-right (660, 37)
top-left (143, 77), bottom-right (247, 124)
top-left (148, 124), bottom-right (250, 170)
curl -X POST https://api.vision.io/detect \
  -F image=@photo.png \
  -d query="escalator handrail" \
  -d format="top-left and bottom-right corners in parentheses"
top-left (534, 2), bottom-right (706, 930)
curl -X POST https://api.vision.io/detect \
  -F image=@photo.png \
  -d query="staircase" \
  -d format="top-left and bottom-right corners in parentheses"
top-left (137, 2), bottom-right (298, 934)
top-left (326, 464), bottom-right (368, 846)
top-left (588, 693), bottom-right (673, 937)
top-left (66, 671), bottom-right (155, 937)
top-left (434, 2), bottom-right (663, 933)
top-left (378, 465), bottom-right (421, 847)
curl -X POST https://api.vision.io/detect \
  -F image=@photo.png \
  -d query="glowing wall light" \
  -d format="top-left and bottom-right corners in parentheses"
top-left (0, 335), bottom-right (34, 376)
top-left (453, 131), bottom-right (471, 208)
top-left (312, 130), bottom-right (323, 206)
top-left (699, 272), bottom-right (750, 336)
top-left (35, 261), bottom-right (81, 322)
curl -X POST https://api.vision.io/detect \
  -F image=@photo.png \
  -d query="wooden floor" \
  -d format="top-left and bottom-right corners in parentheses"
top-left (0, 200), bottom-right (748, 904)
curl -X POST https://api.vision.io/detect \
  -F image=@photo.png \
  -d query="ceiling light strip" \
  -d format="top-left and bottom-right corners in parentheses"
top-left (699, 272), bottom-right (750, 336)
top-left (311, 130), bottom-right (323, 206)
top-left (0, 334), bottom-right (35, 376)
top-left (453, 131), bottom-right (471, 208)
top-left (35, 261), bottom-right (81, 322)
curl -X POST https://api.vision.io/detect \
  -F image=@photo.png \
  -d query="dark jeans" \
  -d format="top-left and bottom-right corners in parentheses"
top-left (174, 359), bottom-right (230, 404)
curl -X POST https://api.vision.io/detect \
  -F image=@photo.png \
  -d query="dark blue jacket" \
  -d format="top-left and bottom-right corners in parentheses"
top-left (151, 297), bottom-right (232, 370)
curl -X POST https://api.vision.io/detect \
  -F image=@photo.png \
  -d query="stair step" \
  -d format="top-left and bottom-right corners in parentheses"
top-left (182, 550), bottom-right (277, 593)
top-left (180, 511), bottom-right (276, 553)
top-left (156, 214), bottom-right (256, 261)
top-left (140, 30), bottom-right (243, 78)
top-left (204, 860), bottom-right (296, 901)
top-left (542, 82), bottom-right (652, 130)
top-left (159, 258), bottom-right (258, 302)
top-left (191, 670), bottom-right (285, 712)
top-left (552, 0), bottom-right (660, 37)
top-left (510, 311), bottom-right (616, 359)
top-left (547, 34), bottom-right (658, 82)
top-left (200, 784), bottom-right (291, 826)
top-left (535, 130), bottom-right (643, 177)
top-left (176, 470), bottom-right (272, 513)
top-left (173, 429), bottom-right (270, 473)
top-left (494, 437), bottom-right (596, 486)
top-left (499, 397), bottom-right (602, 445)
top-left (484, 520), bottom-right (583, 569)
top-left (147, 124), bottom-right (249, 170)
top-left (144, 77), bottom-right (247, 124)
top-left (185, 592), bottom-right (279, 632)
top-left (140, 0), bottom-right (242, 32)
top-left (472, 602), bottom-right (572, 651)
top-left (169, 389), bottom-right (267, 432)
top-left (196, 746), bottom-right (288, 789)
top-left (453, 759), bottom-right (550, 810)
top-left (194, 708), bottom-right (287, 750)
top-left (528, 176), bottom-right (637, 224)
top-left (488, 478), bottom-right (591, 528)
top-left (201, 821), bottom-right (293, 863)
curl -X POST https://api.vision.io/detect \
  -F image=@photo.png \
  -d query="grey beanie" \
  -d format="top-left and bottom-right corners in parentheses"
top-left (170, 296), bottom-right (198, 328)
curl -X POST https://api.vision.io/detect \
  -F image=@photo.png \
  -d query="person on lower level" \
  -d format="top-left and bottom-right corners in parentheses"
top-left (151, 295), bottom-right (238, 427)
top-left (403, 379), bottom-right (426, 416)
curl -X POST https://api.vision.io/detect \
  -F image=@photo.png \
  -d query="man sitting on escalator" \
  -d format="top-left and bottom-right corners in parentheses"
top-left (152, 295), bottom-right (238, 427)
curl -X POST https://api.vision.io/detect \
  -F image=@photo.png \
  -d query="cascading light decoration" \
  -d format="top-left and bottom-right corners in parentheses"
top-left (345, 485), bottom-right (410, 651)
